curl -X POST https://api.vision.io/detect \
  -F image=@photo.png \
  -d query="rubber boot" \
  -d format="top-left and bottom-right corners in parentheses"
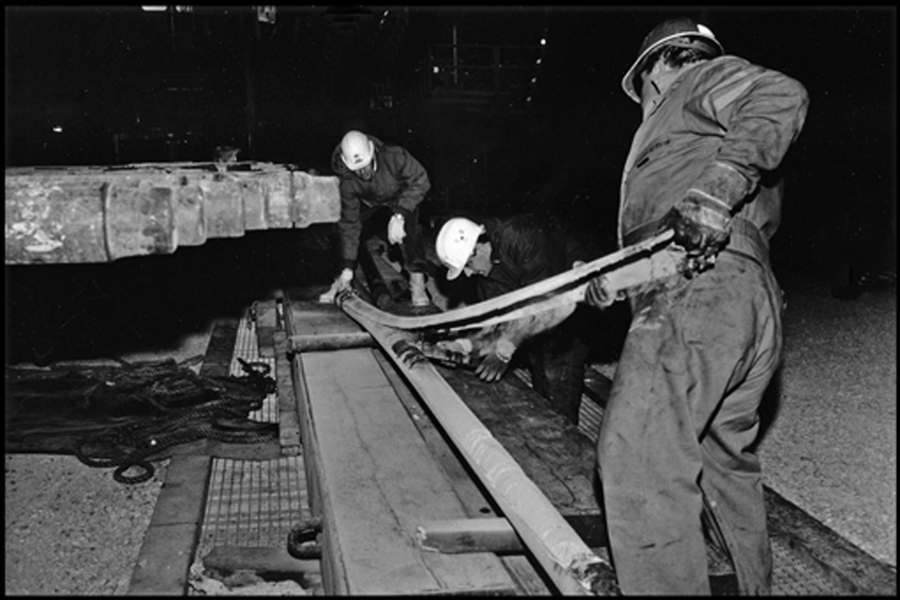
top-left (317, 279), bottom-right (341, 303)
top-left (409, 271), bottom-right (430, 307)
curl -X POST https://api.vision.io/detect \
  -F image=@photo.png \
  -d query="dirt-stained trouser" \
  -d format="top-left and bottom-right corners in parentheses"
top-left (597, 248), bottom-right (783, 594)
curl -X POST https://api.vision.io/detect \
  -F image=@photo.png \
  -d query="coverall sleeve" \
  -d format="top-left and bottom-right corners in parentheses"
top-left (689, 59), bottom-right (810, 211)
top-left (514, 235), bottom-right (554, 287)
top-left (337, 182), bottom-right (362, 270)
top-left (391, 147), bottom-right (431, 220)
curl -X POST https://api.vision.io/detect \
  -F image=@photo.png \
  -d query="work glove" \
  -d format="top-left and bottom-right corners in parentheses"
top-left (475, 338), bottom-right (516, 383)
top-left (584, 275), bottom-right (623, 309)
top-left (387, 213), bottom-right (406, 245)
top-left (661, 191), bottom-right (732, 271)
top-left (317, 268), bottom-right (353, 303)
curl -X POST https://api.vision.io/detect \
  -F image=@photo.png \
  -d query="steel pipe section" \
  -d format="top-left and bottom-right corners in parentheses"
top-left (5, 162), bottom-right (340, 264)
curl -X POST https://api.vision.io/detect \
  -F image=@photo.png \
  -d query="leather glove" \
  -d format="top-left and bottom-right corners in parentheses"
top-left (318, 268), bottom-right (353, 303)
top-left (387, 213), bottom-right (406, 245)
top-left (475, 338), bottom-right (516, 383)
top-left (661, 191), bottom-right (732, 261)
top-left (584, 275), bottom-right (622, 309)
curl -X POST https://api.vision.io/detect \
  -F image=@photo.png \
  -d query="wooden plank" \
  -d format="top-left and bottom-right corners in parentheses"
top-left (286, 346), bottom-right (332, 588)
top-left (437, 365), bottom-right (601, 517)
top-left (301, 348), bottom-right (516, 595)
top-left (254, 300), bottom-right (278, 359)
top-left (290, 300), bottom-right (364, 337)
top-left (274, 331), bottom-right (301, 455)
top-left (340, 295), bottom-right (615, 595)
top-left (372, 351), bottom-right (552, 595)
top-left (371, 352), bottom-right (500, 519)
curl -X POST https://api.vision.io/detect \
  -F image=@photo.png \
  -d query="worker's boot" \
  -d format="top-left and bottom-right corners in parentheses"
top-left (409, 271), bottom-right (430, 307)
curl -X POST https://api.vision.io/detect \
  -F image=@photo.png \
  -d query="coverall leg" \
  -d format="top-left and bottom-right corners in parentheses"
top-left (529, 322), bottom-right (589, 427)
top-left (359, 206), bottom-right (430, 275)
top-left (596, 251), bottom-right (783, 595)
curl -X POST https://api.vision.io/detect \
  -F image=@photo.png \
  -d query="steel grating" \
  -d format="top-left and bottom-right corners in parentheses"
top-left (193, 307), bottom-right (310, 568)
top-left (771, 535), bottom-right (843, 595)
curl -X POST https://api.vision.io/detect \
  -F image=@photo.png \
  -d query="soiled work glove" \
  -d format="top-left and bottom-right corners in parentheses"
top-left (661, 191), bottom-right (732, 261)
top-left (318, 268), bottom-right (353, 303)
top-left (475, 338), bottom-right (516, 383)
top-left (387, 213), bottom-right (406, 245)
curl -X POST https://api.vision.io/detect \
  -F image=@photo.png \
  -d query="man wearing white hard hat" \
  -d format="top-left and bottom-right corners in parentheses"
top-left (436, 213), bottom-right (603, 426)
top-left (319, 130), bottom-right (433, 307)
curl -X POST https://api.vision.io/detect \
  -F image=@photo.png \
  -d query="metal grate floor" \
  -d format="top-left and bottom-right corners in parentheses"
top-left (191, 308), bottom-right (311, 583)
top-left (772, 535), bottom-right (842, 595)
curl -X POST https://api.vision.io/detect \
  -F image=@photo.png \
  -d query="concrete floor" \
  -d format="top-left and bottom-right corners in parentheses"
top-left (758, 270), bottom-right (896, 567)
top-left (4, 268), bottom-right (896, 594)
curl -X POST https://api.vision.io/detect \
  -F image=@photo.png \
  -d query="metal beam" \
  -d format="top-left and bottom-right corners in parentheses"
top-left (5, 162), bottom-right (340, 264)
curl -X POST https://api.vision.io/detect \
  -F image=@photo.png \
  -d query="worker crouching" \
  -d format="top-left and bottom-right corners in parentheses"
top-left (435, 214), bottom-right (603, 426)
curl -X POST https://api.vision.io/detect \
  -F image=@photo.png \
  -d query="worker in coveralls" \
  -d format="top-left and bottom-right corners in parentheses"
top-left (436, 213), bottom-right (601, 426)
top-left (319, 130), bottom-right (433, 307)
top-left (582, 18), bottom-right (809, 594)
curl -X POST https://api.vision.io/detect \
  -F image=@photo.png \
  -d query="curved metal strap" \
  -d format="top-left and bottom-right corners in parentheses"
top-left (337, 230), bottom-right (677, 335)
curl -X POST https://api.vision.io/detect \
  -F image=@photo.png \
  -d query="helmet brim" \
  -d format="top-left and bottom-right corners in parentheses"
top-left (621, 32), bottom-right (723, 103)
top-left (446, 264), bottom-right (463, 281)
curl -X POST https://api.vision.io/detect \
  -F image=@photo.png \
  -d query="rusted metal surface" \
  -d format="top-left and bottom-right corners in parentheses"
top-left (5, 162), bottom-right (340, 264)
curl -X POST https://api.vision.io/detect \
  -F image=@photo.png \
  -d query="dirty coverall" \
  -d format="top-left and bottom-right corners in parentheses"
top-left (330, 135), bottom-right (431, 276)
top-left (475, 214), bottom-right (599, 426)
top-left (598, 55), bottom-right (809, 594)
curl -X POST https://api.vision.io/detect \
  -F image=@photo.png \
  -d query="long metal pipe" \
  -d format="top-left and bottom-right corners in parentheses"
top-left (340, 294), bottom-right (618, 595)
top-left (5, 161), bottom-right (340, 264)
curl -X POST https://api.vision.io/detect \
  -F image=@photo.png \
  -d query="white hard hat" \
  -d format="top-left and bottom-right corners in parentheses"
top-left (340, 130), bottom-right (374, 171)
top-left (621, 17), bottom-right (723, 104)
top-left (436, 217), bottom-right (484, 281)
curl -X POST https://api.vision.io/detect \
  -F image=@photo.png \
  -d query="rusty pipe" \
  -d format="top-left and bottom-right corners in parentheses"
top-left (5, 162), bottom-right (340, 264)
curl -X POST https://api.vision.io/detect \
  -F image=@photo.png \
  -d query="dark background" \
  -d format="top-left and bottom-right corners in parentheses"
top-left (4, 6), bottom-right (896, 364)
